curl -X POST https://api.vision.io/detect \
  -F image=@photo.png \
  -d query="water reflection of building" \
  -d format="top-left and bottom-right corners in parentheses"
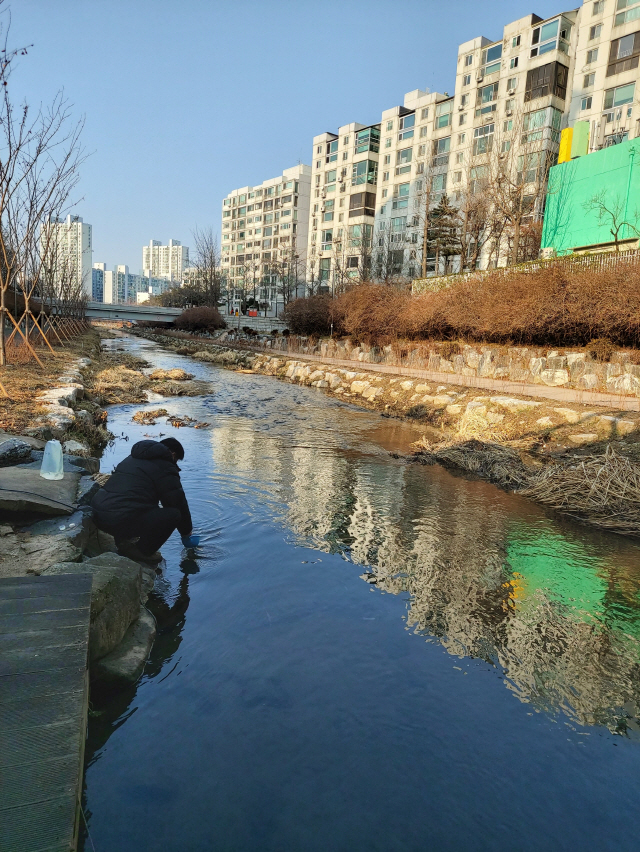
top-left (210, 418), bottom-right (640, 733)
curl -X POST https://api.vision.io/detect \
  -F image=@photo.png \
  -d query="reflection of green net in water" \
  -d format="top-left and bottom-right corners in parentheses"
top-left (505, 526), bottom-right (640, 643)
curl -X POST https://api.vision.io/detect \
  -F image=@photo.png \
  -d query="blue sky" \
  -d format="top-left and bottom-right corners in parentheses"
top-left (13, 0), bottom-right (564, 271)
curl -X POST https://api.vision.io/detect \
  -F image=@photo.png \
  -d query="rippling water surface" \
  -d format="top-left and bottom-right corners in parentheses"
top-left (82, 336), bottom-right (640, 851)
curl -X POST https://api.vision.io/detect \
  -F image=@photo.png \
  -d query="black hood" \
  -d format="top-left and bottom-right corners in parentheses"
top-left (131, 440), bottom-right (174, 462)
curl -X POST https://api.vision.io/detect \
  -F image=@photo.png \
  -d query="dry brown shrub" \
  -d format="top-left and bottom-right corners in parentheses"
top-left (588, 338), bottom-right (615, 363)
top-left (175, 306), bottom-right (226, 332)
top-left (334, 260), bottom-right (640, 347)
top-left (283, 295), bottom-right (333, 336)
top-left (333, 284), bottom-right (409, 345)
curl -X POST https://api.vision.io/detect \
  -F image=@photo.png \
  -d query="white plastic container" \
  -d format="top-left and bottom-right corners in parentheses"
top-left (40, 439), bottom-right (64, 480)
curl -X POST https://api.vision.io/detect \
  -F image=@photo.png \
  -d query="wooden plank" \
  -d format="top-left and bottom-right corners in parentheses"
top-left (0, 574), bottom-right (92, 852)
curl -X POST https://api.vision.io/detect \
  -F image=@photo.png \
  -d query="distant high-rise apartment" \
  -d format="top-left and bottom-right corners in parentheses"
top-left (92, 262), bottom-right (106, 302)
top-left (306, 121), bottom-right (381, 291)
top-left (40, 214), bottom-right (92, 298)
top-left (221, 164), bottom-right (311, 314)
top-left (142, 239), bottom-right (189, 283)
top-left (103, 265), bottom-right (171, 304)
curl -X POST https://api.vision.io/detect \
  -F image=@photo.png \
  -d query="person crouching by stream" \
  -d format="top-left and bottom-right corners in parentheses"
top-left (91, 437), bottom-right (200, 564)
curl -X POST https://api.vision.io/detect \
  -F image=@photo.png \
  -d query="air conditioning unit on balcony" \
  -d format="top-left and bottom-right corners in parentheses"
top-left (508, 88), bottom-right (516, 96)
top-left (476, 73), bottom-right (484, 83)
top-left (458, 104), bottom-right (464, 111)
top-left (506, 108), bottom-right (513, 116)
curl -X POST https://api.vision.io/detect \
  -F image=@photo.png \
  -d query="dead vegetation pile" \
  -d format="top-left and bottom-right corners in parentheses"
top-left (320, 261), bottom-right (640, 347)
top-left (132, 408), bottom-right (168, 425)
top-left (414, 438), bottom-right (530, 489)
top-left (414, 438), bottom-right (640, 536)
top-left (520, 445), bottom-right (640, 535)
top-left (149, 368), bottom-right (194, 381)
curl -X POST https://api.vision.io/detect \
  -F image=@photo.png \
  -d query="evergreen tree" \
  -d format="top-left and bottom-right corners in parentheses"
top-left (426, 195), bottom-right (462, 275)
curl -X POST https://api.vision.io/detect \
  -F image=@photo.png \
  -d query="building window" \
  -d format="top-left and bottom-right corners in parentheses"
top-left (458, 133), bottom-right (466, 144)
top-left (343, 152), bottom-right (348, 160)
top-left (512, 34), bottom-right (521, 47)
top-left (586, 47), bottom-right (599, 63)
top-left (615, 0), bottom-right (640, 26)
top-left (383, 171), bottom-right (389, 181)
top-left (584, 72), bottom-right (596, 87)
top-left (349, 191), bottom-right (376, 217)
top-left (459, 113), bottom-right (467, 125)
top-left (386, 120), bottom-right (394, 131)
top-left (453, 171), bottom-right (462, 183)
top-left (463, 74), bottom-right (471, 86)
top-left (507, 77), bottom-right (517, 90)
top-left (385, 137), bottom-right (392, 148)
top-left (475, 82), bottom-right (499, 115)
top-left (472, 123), bottom-right (494, 155)
top-left (524, 61), bottom-right (569, 101)
top-left (464, 53), bottom-right (473, 65)
top-left (530, 17), bottom-right (571, 57)
top-left (352, 159), bottom-right (378, 185)
top-left (343, 135), bottom-right (350, 145)
top-left (593, 0), bottom-right (604, 12)
top-left (421, 108), bottom-right (429, 119)
top-left (604, 81), bottom-right (636, 108)
top-left (384, 154), bottom-right (391, 165)
top-left (420, 125), bottom-right (429, 137)
top-left (435, 100), bottom-right (453, 127)
top-left (396, 147), bottom-right (413, 165)
top-left (382, 189), bottom-right (388, 198)
top-left (510, 57), bottom-right (519, 68)
top-left (589, 23), bottom-right (603, 38)
top-left (319, 258), bottom-right (331, 281)
top-left (581, 96), bottom-right (593, 110)
top-left (431, 173), bottom-right (447, 192)
top-left (607, 31), bottom-right (640, 76)
top-left (455, 151), bottom-right (464, 164)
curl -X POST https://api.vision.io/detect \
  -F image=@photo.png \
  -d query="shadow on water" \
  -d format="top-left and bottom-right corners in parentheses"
top-left (80, 335), bottom-right (640, 852)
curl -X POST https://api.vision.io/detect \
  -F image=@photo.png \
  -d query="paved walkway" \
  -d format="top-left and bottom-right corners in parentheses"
top-left (0, 573), bottom-right (92, 852)
top-left (237, 344), bottom-right (640, 412)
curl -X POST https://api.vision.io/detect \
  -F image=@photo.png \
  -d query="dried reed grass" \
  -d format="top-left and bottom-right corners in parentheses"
top-left (520, 445), bottom-right (640, 534)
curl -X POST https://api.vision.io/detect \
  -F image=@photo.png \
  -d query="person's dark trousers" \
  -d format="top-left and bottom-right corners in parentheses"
top-left (98, 507), bottom-right (182, 555)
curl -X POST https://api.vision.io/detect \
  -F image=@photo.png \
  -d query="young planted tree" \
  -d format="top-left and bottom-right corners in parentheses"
top-left (0, 16), bottom-right (85, 376)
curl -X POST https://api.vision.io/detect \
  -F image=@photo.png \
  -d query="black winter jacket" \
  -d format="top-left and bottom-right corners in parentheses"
top-left (91, 440), bottom-right (193, 535)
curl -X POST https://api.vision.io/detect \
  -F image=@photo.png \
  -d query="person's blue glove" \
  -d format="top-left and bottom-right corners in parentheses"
top-left (181, 534), bottom-right (201, 548)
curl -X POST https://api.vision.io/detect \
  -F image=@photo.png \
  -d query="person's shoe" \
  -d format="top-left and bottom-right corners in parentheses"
top-left (117, 541), bottom-right (163, 565)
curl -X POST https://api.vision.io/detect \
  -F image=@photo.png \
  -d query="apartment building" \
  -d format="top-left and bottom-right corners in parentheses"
top-left (103, 265), bottom-right (171, 304)
top-left (142, 239), bottom-right (189, 283)
top-left (92, 262), bottom-right (105, 302)
top-left (306, 121), bottom-right (381, 290)
top-left (568, 0), bottom-right (640, 148)
top-left (40, 214), bottom-right (93, 298)
top-left (221, 164), bottom-right (311, 314)
top-left (446, 10), bottom-right (578, 267)
top-left (372, 88), bottom-right (452, 280)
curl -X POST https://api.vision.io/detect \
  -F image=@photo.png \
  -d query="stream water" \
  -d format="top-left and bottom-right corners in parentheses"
top-left (81, 336), bottom-right (640, 851)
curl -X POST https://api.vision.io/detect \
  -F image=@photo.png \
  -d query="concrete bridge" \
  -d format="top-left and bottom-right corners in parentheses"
top-left (85, 302), bottom-right (182, 323)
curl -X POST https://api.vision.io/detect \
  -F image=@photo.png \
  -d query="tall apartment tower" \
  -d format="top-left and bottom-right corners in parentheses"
top-left (221, 163), bottom-right (311, 314)
top-left (306, 121), bottom-right (381, 290)
top-left (40, 214), bottom-right (93, 298)
top-left (142, 239), bottom-right (189, 282)
top-left (567, 0), bottom-right (640, 149)
top-left (92, 262), bottom-right (106, 302)
top-left (373, 88), bottom-right (451, 280)
top-left (442, 9), bottom-right (578, 269)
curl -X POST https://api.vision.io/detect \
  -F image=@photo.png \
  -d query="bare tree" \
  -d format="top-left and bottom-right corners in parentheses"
top-left (190, 226), bottom-right (224, 305)
top-left (0, 15), bottom-right (85, 377)
top-left (582, 189), bottom-right (640, 252)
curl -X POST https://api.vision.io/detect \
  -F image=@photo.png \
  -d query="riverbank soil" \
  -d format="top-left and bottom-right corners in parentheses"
top-left (0, 330), bottom-right (102, 434)
top-left (135, 329), bottom-right (640, 536)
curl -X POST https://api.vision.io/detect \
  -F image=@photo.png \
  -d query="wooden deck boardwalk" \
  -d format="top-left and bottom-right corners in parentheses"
top-left (0, 573), bottom-right (92, 852)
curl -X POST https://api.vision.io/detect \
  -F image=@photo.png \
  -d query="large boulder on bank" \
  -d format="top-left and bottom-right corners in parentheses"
top-left (43, 553), bottom-right (146, 661)
top-left (93, 606), bottom-right (156, 686)
top-left (0, 436), bottom-right (33, 467)
top-left (0, 467), bottom-right (81, 515)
